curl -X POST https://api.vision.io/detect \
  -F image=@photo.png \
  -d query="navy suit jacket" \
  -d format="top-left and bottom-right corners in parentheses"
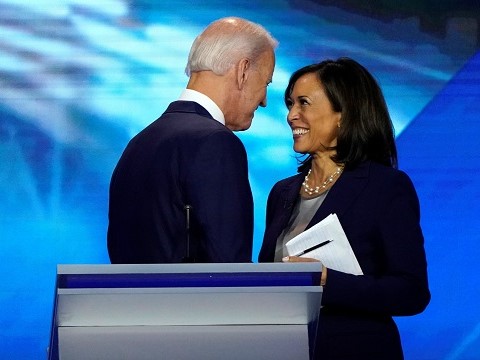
top-left (259, 161), bottom-right (430, 359)
top-left (108, 101), bottom-right (253, 263)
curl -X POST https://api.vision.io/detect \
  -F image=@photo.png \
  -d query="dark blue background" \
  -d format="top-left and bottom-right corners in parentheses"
top-left (0, 1), bottom-right (479, 358)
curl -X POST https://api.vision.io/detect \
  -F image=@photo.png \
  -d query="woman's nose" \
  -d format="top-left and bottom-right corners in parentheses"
top-left (287, 107), bottom-right (299, 122)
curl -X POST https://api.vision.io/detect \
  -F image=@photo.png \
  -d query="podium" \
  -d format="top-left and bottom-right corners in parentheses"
top-left (47, 263), bottom-right (323, 360)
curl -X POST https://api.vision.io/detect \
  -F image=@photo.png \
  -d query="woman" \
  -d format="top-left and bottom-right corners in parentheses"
top-left (259, 58), bottom-right (430, 359)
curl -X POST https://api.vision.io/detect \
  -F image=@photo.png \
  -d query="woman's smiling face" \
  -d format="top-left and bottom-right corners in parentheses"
top-left (286, 72), bottom-right (341, 155)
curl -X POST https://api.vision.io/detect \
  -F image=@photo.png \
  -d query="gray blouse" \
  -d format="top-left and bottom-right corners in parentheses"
top-left (274, 191), bottom-right (329, 262)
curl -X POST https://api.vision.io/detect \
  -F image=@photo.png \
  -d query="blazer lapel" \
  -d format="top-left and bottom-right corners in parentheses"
top-left (274, 175), bottom-right (304, 229)
top-left (261, 173), bottom-right (304, 259)
top-left (306, 162), bottom-right (371, 229)
top-left (262, 162), bottom-right (370, 261)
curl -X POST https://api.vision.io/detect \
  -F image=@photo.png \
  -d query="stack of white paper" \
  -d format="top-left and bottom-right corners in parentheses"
top-left (285, 213), bottom-right (363, 275)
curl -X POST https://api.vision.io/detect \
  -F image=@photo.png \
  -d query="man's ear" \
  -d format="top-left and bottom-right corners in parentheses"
top-left (236, 58), bottom-right (250, 90)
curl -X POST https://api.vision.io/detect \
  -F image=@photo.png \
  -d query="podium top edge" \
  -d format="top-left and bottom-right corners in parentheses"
top-left (56, 262), bottom-right (322, 275)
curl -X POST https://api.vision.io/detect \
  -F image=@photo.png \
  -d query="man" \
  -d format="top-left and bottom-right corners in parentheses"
top-left (107, 17), bottom-right (277, 263)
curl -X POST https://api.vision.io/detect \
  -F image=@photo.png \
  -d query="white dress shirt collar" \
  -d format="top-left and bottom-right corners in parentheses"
top-left (178, 89), bottom-right (225, 126)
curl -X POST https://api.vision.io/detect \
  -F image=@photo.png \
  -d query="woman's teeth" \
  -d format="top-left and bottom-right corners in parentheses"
top-left (293, 128), bottom-right (309, 135)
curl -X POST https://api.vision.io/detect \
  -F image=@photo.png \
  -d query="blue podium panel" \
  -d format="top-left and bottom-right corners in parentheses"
top-left (56, 263), bottom-right (322, 288)
top-left (48, 263), bottom-right (323, 360)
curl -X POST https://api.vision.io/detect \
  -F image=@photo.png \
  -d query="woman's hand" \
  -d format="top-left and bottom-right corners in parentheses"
top-left (282, 255), bottom-right (319, 262)
top-left (282, 256), bottom-right (327, 286)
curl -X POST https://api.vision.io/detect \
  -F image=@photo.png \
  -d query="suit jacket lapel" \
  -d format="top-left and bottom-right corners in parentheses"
top-left (263, 173), bottom-right (303, 257)
top-left (306, 161), bottom-right (371, 230)
top-left (262, 162), bottom-right (371, 261)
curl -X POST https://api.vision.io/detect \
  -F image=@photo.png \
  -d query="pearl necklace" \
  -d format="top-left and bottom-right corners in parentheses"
top-left (302, 167), bottom-right (343, 195)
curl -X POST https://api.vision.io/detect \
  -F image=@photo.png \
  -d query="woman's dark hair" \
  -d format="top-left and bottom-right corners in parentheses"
top-left (284, 57), bottom-right (397, 172)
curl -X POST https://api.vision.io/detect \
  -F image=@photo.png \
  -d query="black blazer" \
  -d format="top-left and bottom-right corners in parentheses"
top-left (259, 161), bottom-right (430, 359)
top-left (108, 101), bottom-right (253, 263)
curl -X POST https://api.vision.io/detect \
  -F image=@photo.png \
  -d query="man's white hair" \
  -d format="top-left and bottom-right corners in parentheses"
top-left (185, 17), bottom-right (278, 76)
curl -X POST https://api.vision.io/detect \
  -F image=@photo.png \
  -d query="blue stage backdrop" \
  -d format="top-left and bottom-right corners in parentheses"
top-left (0, 1), bottom-right (479, 359)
